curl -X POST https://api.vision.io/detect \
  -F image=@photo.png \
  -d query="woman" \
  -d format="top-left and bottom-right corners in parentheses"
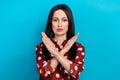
top-left (36, 4), bottom-right (85, 80)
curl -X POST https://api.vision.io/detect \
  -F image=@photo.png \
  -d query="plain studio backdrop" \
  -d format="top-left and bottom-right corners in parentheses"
top-left (0, 0), bottom-right (120, 80)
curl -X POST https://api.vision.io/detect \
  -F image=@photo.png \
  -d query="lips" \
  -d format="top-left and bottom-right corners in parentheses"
top-left (57, 28), bottom-right (63, 31)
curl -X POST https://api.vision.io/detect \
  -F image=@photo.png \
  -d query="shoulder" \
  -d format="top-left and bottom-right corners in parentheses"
top-left (75, 42), bottom-right (84, 48)
top-left (36, 42), bottom-right (43, 49)
top-left (75, 42), bottom-right (85, 52)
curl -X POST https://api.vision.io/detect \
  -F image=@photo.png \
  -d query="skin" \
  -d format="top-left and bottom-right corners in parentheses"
top-left (41, 9), bottom-right (80, 73)
top-left (52, 9), bottom-right (68, 45)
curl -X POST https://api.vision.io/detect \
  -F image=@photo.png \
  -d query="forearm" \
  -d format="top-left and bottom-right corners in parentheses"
top-left (50, 49), bottom-right (69, 71)
top-left (50, 58), bottom-right (59, 70)
top-left (54, 53), bottom-right (71, 72)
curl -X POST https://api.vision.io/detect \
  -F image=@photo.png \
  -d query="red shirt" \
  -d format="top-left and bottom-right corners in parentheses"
top-left (36, 40), bottom-right (85, 80)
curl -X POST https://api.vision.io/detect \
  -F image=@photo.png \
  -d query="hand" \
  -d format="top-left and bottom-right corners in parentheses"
top-left (60, 33), bottom-right (80, 55)
top-left (41, 32), bottom-right (58, 56)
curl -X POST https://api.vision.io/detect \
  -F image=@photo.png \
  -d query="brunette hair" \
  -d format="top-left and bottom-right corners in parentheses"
top-left (42, 4), bottom-right (77, 60)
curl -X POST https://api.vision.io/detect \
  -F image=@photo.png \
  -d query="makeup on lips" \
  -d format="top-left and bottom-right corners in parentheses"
top-left (57, 28), bottom-right (63, 32)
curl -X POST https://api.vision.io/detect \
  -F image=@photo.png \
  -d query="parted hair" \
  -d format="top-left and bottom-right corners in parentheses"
top-left (42, 4), bottom-right (77, 60)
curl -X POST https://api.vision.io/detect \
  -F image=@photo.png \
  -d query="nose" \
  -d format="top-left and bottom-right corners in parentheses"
top-left (58, 21), bottom-right (62, 27)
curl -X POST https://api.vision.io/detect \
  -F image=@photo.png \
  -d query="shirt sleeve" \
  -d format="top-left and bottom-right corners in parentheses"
top-left (64, 42), bottom-right (85, 78)
top-left (35, 43), bottom-right (55, 78)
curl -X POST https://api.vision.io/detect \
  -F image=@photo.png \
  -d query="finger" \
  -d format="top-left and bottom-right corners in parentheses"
top-left (42, 32), bottom-right (50, 43)
top-left (70, 32), bottom-right (80, 42)
top-left (41, 32), bottom-right (48, 38)
top-left (42, 37), bottom-right (56, 51)
top-left (63, 32), bottom-right (80, 51)
top-left (73, 32), bottom-right (79, 40)
top-left (42, 37), bottom-right (46, 44)
top-left (55, 48), bottom-right (59, 52)
top-left (42, 36), bottom-right (49, 44)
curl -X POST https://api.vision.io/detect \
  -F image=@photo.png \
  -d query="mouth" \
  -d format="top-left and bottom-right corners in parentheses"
top-left (57, 28), bottom-right (63, 32)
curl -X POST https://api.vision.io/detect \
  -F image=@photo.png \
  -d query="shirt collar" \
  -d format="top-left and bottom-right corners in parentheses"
top-left (51, 39), bottom-right (68, 50)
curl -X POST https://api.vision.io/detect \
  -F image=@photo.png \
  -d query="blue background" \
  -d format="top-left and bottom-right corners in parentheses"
top-left (0, 0), bottom-right (120, 80)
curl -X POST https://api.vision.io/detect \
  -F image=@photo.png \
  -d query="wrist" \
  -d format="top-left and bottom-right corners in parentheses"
top-left (51, 50), bottom-right (59, 57)
top-left (50, 58), bottom-right (58, 71)
top-left (60, 49), bottom-right (67, 55)
top-left (54, 52), bottom-right (60, 58)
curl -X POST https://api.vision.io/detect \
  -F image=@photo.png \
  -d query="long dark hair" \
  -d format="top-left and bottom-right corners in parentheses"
top-left (42, 4), bottom-right (77, 60)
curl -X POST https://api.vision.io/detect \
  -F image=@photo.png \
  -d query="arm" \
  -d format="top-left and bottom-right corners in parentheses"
top-left (50, 43), bottom-right (85, 78)
top-left (54, 52), bottom-right (71, 71)
top-left (41, 32), bottom-right (81, 76)
top-left (50, 57), bottom-right (59, 70)
top-left (41, 32), bottom-right (59, 70)
top-left (60, 43), bottom-right (85, 78)
top-left (36, 43), bottom-right (56, 78)
top-left (53, 33), bottom-right (80, 72)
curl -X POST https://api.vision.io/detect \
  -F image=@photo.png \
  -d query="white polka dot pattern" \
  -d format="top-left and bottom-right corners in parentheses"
top-left (46, 71), bottom-right (51, 75)
top-left (74, 66), bottom-right (78, 71)
top-left (78, 61), bottom-right (82, 64)
top-left (78, 47), bottom-right (83, 51)
top-left (72, 75), bottom-right (76, 78)
top-left (38, 56), bottom-right (41, 60)
top-left (82, 66), bottom-right (84, 69)
top-left (53, 69), bottom-right (55, 72)
top-left (68, 76), bottom-right (70, 79)
top-left (43, 62), bottom-right (47, 67)
top-left (81, 52), bottom-right (84, 55)
top-left (39, 69), bottom-right (42, 74)
top-left (45, 73), bottom-right (48, 77)
top-left (75, 56), bottom-right (79, 59)
top-left (70, 69), bottom-right (73, 73)
top-left (56, 73), bottom-right (60, 78)
top-left (39, 51), bottom-right (42, 54)
top-left (64, 70), bottom-right (68, 73)
top-left (83, 59), bottom-right (84, 62)
top-left (43, 61), bottom-right (47, 64)
top-left (36, 42), bottom-right (85, 80)
top-left (37, 63), bottom-right (39, 68)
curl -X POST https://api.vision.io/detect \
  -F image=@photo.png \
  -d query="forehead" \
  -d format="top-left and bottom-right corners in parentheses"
top-left (53, 9), bottom-right (67, 18)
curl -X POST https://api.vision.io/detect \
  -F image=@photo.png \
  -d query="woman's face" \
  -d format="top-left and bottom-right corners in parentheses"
top-left (52, 9), bottom-right (68, 37)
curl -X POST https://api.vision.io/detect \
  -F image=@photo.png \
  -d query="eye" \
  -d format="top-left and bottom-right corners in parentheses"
top-left (52, 18), bottom-right (58, 22)
top-left (63, 19), bottom-right (68, 22)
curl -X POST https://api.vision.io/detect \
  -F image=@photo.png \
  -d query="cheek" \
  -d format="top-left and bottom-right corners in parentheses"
top-left (65, 26), bottom-right (68, 32)
top-left (52, 22), bottom-right (57, 28)
top-left (52, 22), bottom-right (57, 32)
top-left (64, 23), bottom-right (69, 31)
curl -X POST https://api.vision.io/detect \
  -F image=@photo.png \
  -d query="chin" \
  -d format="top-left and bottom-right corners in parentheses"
top-left (55, 33), bottom-right (66, 36)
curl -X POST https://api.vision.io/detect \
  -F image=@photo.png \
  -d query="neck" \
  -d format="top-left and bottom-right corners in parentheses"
top-left (54, 34), bottom-right (67, 45)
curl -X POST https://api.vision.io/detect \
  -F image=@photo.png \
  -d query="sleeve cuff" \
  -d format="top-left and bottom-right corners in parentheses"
top-left (44, 60), bottom-right (55, 74)
top-left (64, 61), bottom-right (84, 78)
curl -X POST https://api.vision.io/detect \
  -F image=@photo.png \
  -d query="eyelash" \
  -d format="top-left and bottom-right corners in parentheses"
top-left (53, 19), bottom-right (57, 21)
top-left (63, 19), bottom-right (67, 21)
top-left (52, 19), bottom-right (68, 22)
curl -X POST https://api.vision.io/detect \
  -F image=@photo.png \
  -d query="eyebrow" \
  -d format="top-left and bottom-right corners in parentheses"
top-left (52, 17), bottom-right (68, 19)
